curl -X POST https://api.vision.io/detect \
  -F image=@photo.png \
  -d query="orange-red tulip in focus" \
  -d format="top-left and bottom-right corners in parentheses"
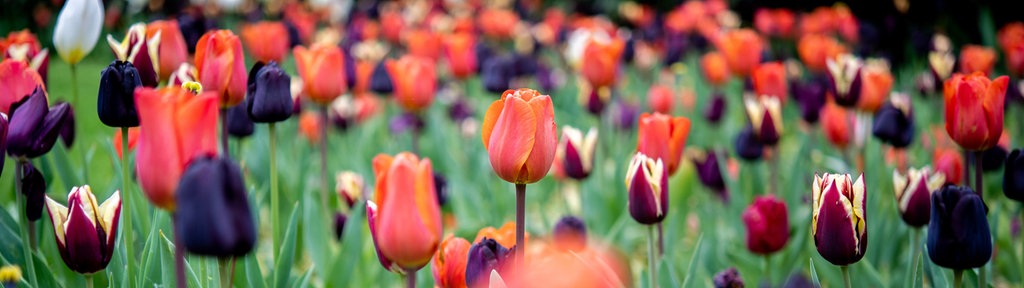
top-left (478, 9), bottom-right (520, 40)
top-left (369, 152), bottom-right (443, 270)
top-left (195, 30), bottom-right (246, 106)
top-left (432, 236), bottom-right (470, 288)
top-left (798, 34), bottom-right (845, 74)
top-left (701, 51), bottom-right (730, 87)
top-left (481, 88), bottom-right (557, 184)
top-left (387, 55), bottom-right (436, 113)
top-left (134, 86), bottom-right (219, 211)
top-left (240, 21), bottom-right (290, 63)
top-left (0, 59), bottom-right (45, 114)
top-left (581, 36), bottom-right (625, 89)
top-left (943, 72), bottom-right (1008, 151)
top-left (958, 45), bottom-right (997, 76)
top-left (294, 44), bottom-right (347, 105)
top-left (146, 20), bottom-right (187, 82)
top-left (998, 22), bottom-right (1024, 76)
top-left (715, 29), bottom-right (763, 77)
top-left (857, 60), bottom-right (893, 113)
top-left (443, 32), bottom-right (478, 80)
top-left (752, 62), bottom-right (788, 102)
top-left (637, 112), bottom-right (691, 175)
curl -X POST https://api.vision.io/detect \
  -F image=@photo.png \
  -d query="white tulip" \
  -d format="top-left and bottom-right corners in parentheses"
top-left (52, 0), bottom-right (104, 65)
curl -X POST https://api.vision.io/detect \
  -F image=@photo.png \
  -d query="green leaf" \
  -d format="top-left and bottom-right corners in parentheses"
top-left (274, 204), bottom-right (301, 288)
top-left (291, 266), bottom-right (315, 288)
top-left (241, 254), bottom-right (266, 288)
top-left (328, 201), bottom-right (366, 286)
top-left (809, 258), bottom-right (822, 288)
top-left (681, 234), bottom-right (704, 288)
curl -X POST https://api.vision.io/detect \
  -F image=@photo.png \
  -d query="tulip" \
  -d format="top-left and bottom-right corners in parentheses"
top-left (826, 53), bottom-right (863, 107)
top-left (477, 9), bottom-right (520, 40)
top-left (690, 149), bottom-right (727, 199)
top-left (735, 125), bottom-right (764, 161)
top-left (443, 33), bottom-right (478, 80)
top-left (872, 94), bottom-right (914, 148)
top-left (175, 155), bottom-right (256, 257)
top-left (368, 152), bottom-right (442, 271)
top-left (6, 87), bottom-right (72, 158)
top-left (943, 72), bottom-right (1008, 151)
top-left (432, 236), bottom-right (470, 288)
top-left (465, 238), bottom-right (514, 288)
top-left (52, 0), bottom-right (103, 65)
top-left (106, 23), bottom-right (160, 87)
top-left (145, 20), bottom-right (187, 82)
top-left (405, 29), bottom-right (442, 61)
top-left (433, 172), bottom-right (448, 208)
top-left (555, 126), bottom-right (597, 180)
top-left (927, 185), bottom-right (992, 270)
top-left (754, 9), bottom-right (796, 38)
top-left (857, 60), bottom-right (893, 113)
top-left (240, 21), bottom-right (290, 63)
top-left (821, 101), bottom-right (852, 149)
top-left (579, 85), bottom-right (610, 116)
top-left (580, 35), bottom-right (625, 88)
top-left (294, 44), bottom-right (347, 105)
top-left (980, 145), bottom-right (1008, 172)
top-left (744, 96), bottom-right (783, 146)
top-left (715, 29), bottom-right (763, 77)
top-left (0, 59), bottom-right (45, 114)
top-left (893, 167), bottom-right (945, 227)
top-left (245, 62), bottom-right (293, 123)
top-left (19, 162), bottom-right (45, 221)
top-left (636, 112), bottom-right (691, 175)
top-left (929, 51), bottom-right (956, 86)
top-left (798, 34), bottom-right (845, 74)
top-left (370, 61), bottom-right (394, 94)
top-left (226, 104), bottom-right (253, 138)
top-left (1006, 149), bottom-right (1024, 202)
top-left (713, 267), bottom-right (744, 288)
top-left (552, 215), bottom-right (587, 252)
top-left (999, 24), bottom-right (1024, 76)
top-left (482, 56), bottom-right (514, 94)
top-left (742, 195), bottom-right (790, 255)
top-left (387, 55), bottom-right (436, 113)
top-left (481, 88), bottom-right (557, 184)
top-left (752, 62), bottom-right (788, 101)
top-left (626, 152), bottom-right (668, 225)
top-left (704, 92), bottom-right (726, 124)
top-left (298, 111), bottom-right (323, 144)
top-left (3, 30), bottom-right (49, 83)
top-left (474, 222), bottom-right (524, 249)
top-left (611, 100), bottom-right (640, 131)
top-left (933, 148), bottom-right (964, 186)
top-left (168, 63), bottom-right (197, 88)
top-left (701, 51), bottom-right (730, 87)
top-left (134, 86), bottom-right (219, 211)
top-left (793, 78), bottom-right (827, 124)
top-left (812, 173), bottom-right (867, 266)
top-left (96, 60), bottom-right (142, 127)
top-left (336, 171), bottom-right (364, 208)
top-left (57, 101), bottom-right (75, 148)
top-left (44, 186), bottom-right (121, 274)
top-left (959, 45), bottom-right (996, 75)
top-left (195, 30), bottom-right (246, 106)
top-left (647, 85), bottom-right (674, 114)
top-left (334, 212), bottom-right (348, 240)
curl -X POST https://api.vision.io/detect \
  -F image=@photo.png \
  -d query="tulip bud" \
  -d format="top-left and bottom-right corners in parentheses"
top-left (52, 0), bottom-right (103, 65)
top-left (45, 186), bottom-right (121, 274)
top-left (6, 87), bottom-right (73, 158)
top-left (106, 23), bottom-right (160, 87)
top-left (927, 185), bottom-right (992, 269)
top-left (481, 89), bottom-right (557, 184)
top-left (792, 78), bottom-right (827, 125)
top-left (227, 103), bottom-right (254, 138)
top-left (97, 60), bottom-right (142, 127)
top-left (959, 45), bottom-right (996, 75)
top-left (636, 112), bottom-right (691, 175)
top-left (735, 125), bottom-right (764, 161)
top-left (857, 59), bottom-right (893, 113)
top-left (893, 167), bottom-right (945, 227)
top-left (872, 94), bottom-right (914, 148)
top-left (826, 54), bottom-right (863, 107)
top-left (482, 56), bottom-right (513, 94)
top-left (552, 215), bottom-right (587, 251)
top-left (368, 153), bottom-right (443, 271)
top-left (703, 92), bottom-right (726, 124)
top-left (626, 152), bottom-right (668, 225)
top-left (647, 85), bottom-right (674, 114)
top-left (19, 162), bottom-right (45, 221)
top-left (175, 155), bottom-right (256, 257)
top-left (943, 73), bottom-right (1008, 151)
top-left (821, 101), bottom-right (852, 150)
top-left (387, 55), bottom-right (436, 113)
top-left (246, 62), bottom-right (294, 123)
top-left (1005, 149), bottom-right (1024, 202)
top-left (689, 149), bottom-right (727, 199)
top-left (744, 96), bottom-right (783, 146)
top-left (812, 173), bottom-right (867, 266)
top-left (742, 195), bottom-right (790, 255)
top-left (556, 126), bottom-right (597, 180)
top-left (335, 171), bottom-right (364, 208)
top-left (712, 267), bottom-right (744, 288)
top-left (715, 29), bottom-right (763, 77)
top-left (432, 236), bottom-right (471, 288)
top-left (294, 44), bottom-right (347, 105)
top-left (57, 100), bottom-right (75, 149)
top-left (465, 238), bottom-right (514, 288)
top-left (334, 212), bottom-right (347, 240)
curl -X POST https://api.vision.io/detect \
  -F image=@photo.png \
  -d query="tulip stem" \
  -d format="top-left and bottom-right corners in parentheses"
top-left (656, 222), bottom-right (664, 256)
top-left (975, 151), bottom-right (984, 200)
top-left (647, 225), bottom-right (658, 288)
top-left (221, 108), bottom-right (230, 157)
top-left (269, 123), bottom-right (280, 256)
top-left (85, 274), bottom-right (93, 288)
top-left (769, 147), bottom-right (779, 195)
top-left (515, 183), bottom-right (526, 280)
top-left (908, 228), bottom-right (922, 288)
top-left (763, 254), bottom-right (771, 286)
top-left (70, 63), bottom-right (78, 117)
top-left (963, 150), bottom-right (972, 188)
top-left (15, 163), bottom-right (38, 286)
top-left (319, 106), bottom-right (330, 224)
top-left (953, 269), bottom-right (963, 288)
top-left (120, 127), bottom-right (137, 286)
top-left (841, 266), bottom-right (851, 288)
top-left (405, 269), bottom-right (417, 288)
top-left (219, 258), bottom-right (231, 287)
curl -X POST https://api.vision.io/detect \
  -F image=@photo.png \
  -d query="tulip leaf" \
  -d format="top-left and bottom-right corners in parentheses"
top-left (160, 230), bottom-right (201, 287)
top-left (680, 234), bottom-right (703, 288)
top-left (291, 267), bottom-right (315, 288)
top-left (274, 203), bottom-right (301, 288)
top-left (809, 258), bottom-right (822, 288)
top-left (328, 201), bottom-right (366, 286)
top-left (241, 254), bottom-right (266, 288)
top-left (139, 211), bottom-right (164, 286)
top-left (49, 144), bottom-right (82, 191)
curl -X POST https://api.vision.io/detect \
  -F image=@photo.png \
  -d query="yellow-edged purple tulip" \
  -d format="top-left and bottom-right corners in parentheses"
top-left (812, 173), bottom-right (867, 266)
top-left (44, 186), bottom-right (121, 274)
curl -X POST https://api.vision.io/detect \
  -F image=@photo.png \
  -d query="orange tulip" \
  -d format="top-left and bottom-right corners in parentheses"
top-left (195, 30), bottom-right (246, 106)
top-left (799, 7), bottom-right (837, 36)
top-left (752, 62), bottom-right (788, 102)
top-left (481, 88), bottom-right (558, 184)
top-left (998, 22), bottom-right (1024, 76)
top-left (474, 222), bottom-right (526, 248)
top-left (715, 29), bottom-right (763, 77)
top-left (380, 8), bottom-right (404, 44)
top-left (134, 86), bottom-right (219, 211)
top-left (113, 127), bottom-right (140, 159)
top-left (352, 60), bottom-right (375, 94)
top-left (404, 29), bottom-right (441, 61)
top-left (2, 29), bottom-right (42, 53)
top-left (369, 152), bottom-right (442, 270)
top-left (240, 21), bottom-right (290, 63)
top-left (580, 36), bottom-right (625, 88)
top-left (754, 8), bottom-right (796, 38)
top-left (478, 9), bottom-right (520, 40)
top-left (432, 236), bottom-right (470, 288)
top-left (822, 101), bottom-right (851, 149)
top-left (636, 112), bottom-right (691, 175)
top-left (386, 55), bottom-right (436, 113)
top-left (647, 85), bottom-right (674, 114)
top-left (934, 148), bottom-right (963, 185)
top-left (958, 45), bottom-right (996, 75)
top-left (833, 5), bottom-right (859, 43)
top-left (798, 34), bottom-right (845, 73)
top-left (701, 51), bottom-right (730, 86)
top-left (2, 30), bottom-right (48, 79)
top-left (857, 60), bottom-right (893, 113)
top-left (294, 44), bottom-right (347, 105)
top-left (443, 32), bottom-right (477, 80)
top-left (146, 20), bottom-right (187, 82)
top-left (298, 110), bottom-right (323, 144)
top-left (944, 72), bottom-right (1008, 151)
top-left (0, 59), bottom-right (45, 114)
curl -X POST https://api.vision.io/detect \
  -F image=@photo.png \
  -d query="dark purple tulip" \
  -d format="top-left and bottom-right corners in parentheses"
top-left (871, 99), bottom-right (914, 148)
top-left (621, 36), bottom-right (636, 64)
top-left (0, 114), bottom-right (7, 174)
top-left (227, 103), bottom-right (254, 138)
top-left (343, 52), bottom-right (356, 90)
top-left (482, 56), bottom-right (513, 93)
top-left (535, 62), bottom-right (556, 92)
top-left (6, 87), bottom-right (72, 158)
top-left (334, 212), bottom-right (347, 240)
top-left (552, 215), bottom-right (587, 251)
top-left (980, 145), bottom-right (1007, 171)
top-left (433, 172), bottom-right (448, 207)
top-left (448, 97), bottom-right (474, 124)
top-left (735, 125), bottom-right (764, 161)
top-left (1005, 149), bottom-right (1024, 202)
top-left (176, 155), bottom-right (256, 257)
top-left (19, 162), bottom-right (45, 221)
top-left (627, 152), bottom-right (669, 225)
top-left (792, 79), bottom-right (826, 124)
top-left (370, 61), bottom-right (394, 94)
top-left (611, 100), bottom-right (639, 131)
top-left (703, 92), bottom-right (726, 124)
top-left (465, 238), bottom-right (514, 288)
top-left (663, 33), bottom-right (688, 66)
top-left (57, 101), bottom-right (74, 148)
top-left (712, 267), bottom-right (744, 288)
top-left (927, 185), bottom-right (992, 269)
top-left (475, 42), bottom-right (494, 74)
top-left (826, 55), bottom-right (863, 108)
top-left (283, 20), bottom-right (302, 48)
top-left (246, 62), bottom-right (294, 123)
top-left (388, 113), bottom-right (424, 135)
top-left (511, 53), bottom-right (537, 77)
top-left (97, 60), bottom-right (141, 127)
top-left (177, 12), bottom-right (217, 54)
top-left (692, 149), bottom-right (727, 201)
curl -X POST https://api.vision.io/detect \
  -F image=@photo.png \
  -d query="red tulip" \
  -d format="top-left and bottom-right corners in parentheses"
top-left (715, 29), bottom-right (763, 77)
top-left (195, 30), bottom-right (247, 106)
top-left (294, 44), bottom-right (347, 105)
top-left (701, 51), bottom-right (730, 87)
top-left (240, 21), bottom-right (290, 63)
top-left (478, 9), bottom-right (520, 40)
top-left (797, 34), bottom-right (845, 74)
top-left (647, 85), bottom-right (675, 114)
top-left (146, 20), bottom-right (187, 83)
top-left (2, 30), bottom-right (48, 81)
top-left (821, 101), bottom-right (851, 149)
top-left (636, 112), bottom-right (691, 175)
top-left (933, 148), bottom-right (963, 185)
top-left (298, 110), bottom-right (323, 144)
top-left (754, 9), bottom-right (796, 38)
top-left (387, 55), bottom-right (436, 113)
top-left (580, 35), bottom-right (625, 89)
top-left (405, 29), bottom-right (441, 61)
top-left (998, 22), bottom-right (1024, 76)
top-left (943, 72), bottom-right (1008, 151)
top-left (0, 59), bottom-right (45, 114)
top-left (443, 32), bottom-right (477, 80)
top-left (742, 195), bottom-right (790, 255)
top-left (134, 86), bottom-right (219, 211)
top-left (481, 88), bottom-right (557, 184)
top-left (857, 59), bottom-right (893, 113)
top-left (752, 62), bottom-right (788, 102)
top-left (432, 235), bottom-right (470, 288)
top-left (958, 45), bottom-right (997, 75)
top-left (368, 152), bottom-right (443, 271)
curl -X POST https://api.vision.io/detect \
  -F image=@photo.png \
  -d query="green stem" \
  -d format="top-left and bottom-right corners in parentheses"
top-left (979, 264), bottom-right (987, 288)
top-left (269, 123), bottom-right (280, 255)
top-left (515, 183), bottom-right (526, 279)
top-left (319, 106), bottom-right (330, 223)
top-left (909, 229), bottom-right (922, 288)
top-left (953, 269), bottom-right (963, 288)
top-left (70, 63), bottom-right (78, 114)
top-left (120, 127), bottom-right (136, 287)
top-left (15, 161), bottom-right (38, 286)
top-left (85, 274), bottom-right (93, 288)
top-left (770, 146), bottom-right (779, 195)
top-left (763, 254), bottom-right (771, 286)
top-left (219, 258), bottom-right (231, 287)
top-left (647, 225), bottom-right (658, 288)
top-left (841, 266), bottom-right (851, 288)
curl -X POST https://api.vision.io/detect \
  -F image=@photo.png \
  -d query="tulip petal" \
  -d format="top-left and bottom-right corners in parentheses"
top-left (521, 96), bottom-right (556, 183)
top-left (487, 97), bottom-right (537, 183)
top-left (45, 196), bottom-right (69, 246)
top-left (377, 155), bottom-right (440, 269)
top-left (480, 99), bottom-right (504, 150)
top-left (97, 191), bottom-right (121, 253)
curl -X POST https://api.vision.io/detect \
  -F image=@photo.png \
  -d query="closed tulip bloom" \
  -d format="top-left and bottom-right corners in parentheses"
top-left (245, 62), bottom-right (293, 123)
top-left (933, 148), bottom-right (964, 186)
top-left (432, 236), bottom-right (471, 288)
top-left (647, 85), bottom-right (674, 114)
top-left (294, 44), bottom-right (347, 105)
top-left (175, 155), bottom-right (256, 257)
top-left (754, 9), bottom-right (796, 38)
top-left (959, 45), bottom-right (996, 75)
top-left (872, 94), bottom-right (914, 148)
top-left (944, 73), bottom-right (1008, 151)
top-left (465, 238), bottom-right (514, 288)
top-left (893, 167), bottom-right (945, 227)
top-left (927, 185), bottom-right (992, 269)
top-left (368, 153), bottom-right (443, 271)
top-left (44, 186), bottom-right (121, 274)
top-left (481, 88), bottom-right (557, 184)
top-left (735, 125), bottom-right (764, 161)
top-left (744, 96), bottom-right (783, 146)
top-left (701, 51), bottom-right (730, 87)
top-left (690, 149), bottom-right (727, 198)
top-left (713, 267), bottom-right (744, 288)
top-left (97, 60), bottom-right (142, 127)
top-left (552, 216), bottom-right (587, 252)
top-left (999, 23), bottom-right (1024, 76)
top-left (1006, 149), bottom-right (1024, 202)
top-left (752, 62), bottom-right (788, 101)
top-left (6, 87), bottom-right (72, 158)
top-left (580, 36), bottom-right (625, 88)
top-left (626, 152), bottom-right (668, 225)
top-left (826, 53), bottom-right (863, 107)
top-left (19, 162), bottom-right (45, 221)
top-left (145, 20), bottom-right (187, 82)
top-left (240, 21), bottom-right (289, 63)
top-left (58, 101), bottom-right (75, 148)
top-left (443, 33), bottom-right (478, 80)
top-left (715, 29), bottom-right (763, 77)
top-left (812, 173), bottom-right (867, 266)
top-left (52, 0), bottom-right (103, 65)
top-left (478, 9), bottom-right (520, 40)
top-left (195, 30), bottom-right (246, 106)
top-left (3, 30), bottom-right (49, 83)
top-left (636, 112), bottom-right (691, 175)
top-left (742, 195), bottom-right (790, 255)
top-left (555, 126), bottom-right (597, 180)
top-left (798, 34), bottom-right (845, 74)
top-left (336, 171), bottom-right (364, 208)
top-left (0, 59), bottom-right (45, 114)
top-left (107, 23), bottom-right (160, 87)
top-left (821, 101), bottom-right (851, 149)
top-left (227, 103), bottom-right (253, 138)
top-left (793, 78), bottom-right (827, 124)
top-left (134, 86), bottom-right (219, 211)
top-left (857, 60), bottom-right (893, 113)
top-left (704, 92), bottom-right (727, 124)
top-left (387, 55), bottom-right (436, 113)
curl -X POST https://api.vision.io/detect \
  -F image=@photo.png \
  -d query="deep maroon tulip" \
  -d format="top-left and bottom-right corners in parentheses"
top-left (927, 185), bottom-right (992, 269)
top-left (44, 186), bottom-right (121, 274)
top-left (557, 126), bottom-right (597, 180)
top-left (97, 60), bottom-right (142, 127)
top-left (465, 238), bottom-right (514, 287)
top-left (893, 167), bottom-right (944, 227)
top-left (792, 79), bottom-right (826, 124)
top-left (812, 173), bottom-right (867, 266)
top-left (552, 215), bottom-right (587, 251)
top-left (334, 212), bottom-right (348, 240)
top-left (1005, 149), bottom-right (1024, 202)
top-left (6, 87), bottom-right (72, 158)
top-left (626, 152), bottom-right (668, 225)
top-left (703, 92), bottom-right (726, 124)
top-left (175, 155), bottom-right (256, 257)
top-left (713, 267), bottom-right (744, 288)
top-left (19, 162), bottom-right (45, 221)
top-left (872, 95), bottom-right (915, 148)
top-left (691, 149), bottom-right (727, 200)
top-left (246, 61), bottom-right (293, 123)
top-left (735, 125), bottom-right (764, 161)
top-left (227, 103), bottom-right (254, 138)
top-left (584, 87), bottom-right (608, 115)
top-left (742, 195), bottom-right (790, 255)
top-left (826, 54), bottom-right (863, 107)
